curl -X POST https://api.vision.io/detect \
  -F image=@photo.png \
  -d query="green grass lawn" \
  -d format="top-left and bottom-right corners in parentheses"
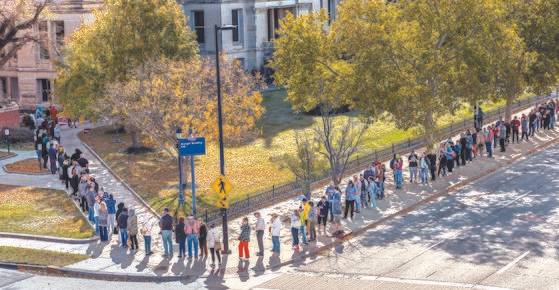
top-left (0, 246), bottom-right (89, 267)
top-left (81, 89), bottom-right (531, 215)
top-left (0, 185), bottom-right (95, 239)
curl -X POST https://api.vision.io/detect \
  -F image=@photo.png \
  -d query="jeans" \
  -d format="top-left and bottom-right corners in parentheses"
top-left (119, 228), bottom-right (128, 247)
top-left (272, 236), bottom-right (280, 253)
top-left (377, 181), bottom-right (385, 199)
top-left (161, 230), bottom-right (173, 257)
top-left (499, 138), bottom-right (506, 152)
top-left (344, 200), bottom-right (354, 219)
top-left (420, 168), bottom-right (428, 184)
top-left (187, 234), bottom-right (199, 258)
top-left (256, 230), bottom-right (264, 255)
top-left (144, 236), bottom-right (152, 254)
top-left (309, 221), bottom-right (316, 241)
top-left (409, 167), bottom-right (418, 183)
top-left (99, 226), bottom-right (108, 241)
top-left (512, 129), bottom-right (519, 142)
top-left (108, 214), bottom-right (115, 234)
top-left (299, 224), bottom-right (307, 244)
top-left (466, 148), bottom-right (472, 162)
top-left (354, 195), bottom-right (361, 212)
top-left (291, 227), bottom-right (299, 246)
top-left (521, 131), bottom-right (529, 141)
top-left (485, 142), bottom-right (493, 158)
top-left (130, 234), bottom-right (138, 250)
top-left (369, 189), bottom-right (377, 208)
top-left (395, 170), bottom-right (403, 188)
top-left (88, 207), bottom-right (94, 222)
top-left (178, 240), bottom-right (186, 257)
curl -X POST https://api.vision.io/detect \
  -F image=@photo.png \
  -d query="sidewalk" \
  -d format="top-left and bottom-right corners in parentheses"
top-left (1, 105), bottom-right (557, 281)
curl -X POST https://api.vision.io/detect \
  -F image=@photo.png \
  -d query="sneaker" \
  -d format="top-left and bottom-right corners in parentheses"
top-left (210, 263), bottom-right (215, 268)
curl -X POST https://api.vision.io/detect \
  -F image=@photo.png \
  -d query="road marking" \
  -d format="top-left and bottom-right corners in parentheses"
top-left (495, 251), bottom-right (530, 275)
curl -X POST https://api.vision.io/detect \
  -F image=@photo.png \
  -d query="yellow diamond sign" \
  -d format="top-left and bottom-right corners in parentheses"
top-left (211, 175), bottom-right (232, 209)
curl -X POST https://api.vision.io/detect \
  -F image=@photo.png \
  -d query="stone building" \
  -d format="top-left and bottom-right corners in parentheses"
top-left (0, 0), bottom-right (100, 109)
top-left (180, 0), bottom-right (324, 70)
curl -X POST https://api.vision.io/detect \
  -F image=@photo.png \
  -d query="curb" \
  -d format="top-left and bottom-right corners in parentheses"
top-left (0, 232), bottom-right (98, 244)
top-left (266, 132), bottom-right (559, 271)
top-left (80, 141), bottom-right (161, 220)
top-left (0, 262), bottom-right (195, 282)
top-left (2, 165), bottom-right (51, 175)
top-left (0, 152), bottom-right (16, 161)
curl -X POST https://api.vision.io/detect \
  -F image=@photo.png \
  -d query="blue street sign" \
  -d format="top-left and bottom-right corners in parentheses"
top-left (178, 137), bottom-right (206, 156)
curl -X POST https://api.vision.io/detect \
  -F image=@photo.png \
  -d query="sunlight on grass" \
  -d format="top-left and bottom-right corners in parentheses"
top-left (0, 246), bottom-right (89, 267)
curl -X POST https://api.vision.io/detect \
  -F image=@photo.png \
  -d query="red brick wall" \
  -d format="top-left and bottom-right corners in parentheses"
top-left (0, 108), bottom-right (20, 128)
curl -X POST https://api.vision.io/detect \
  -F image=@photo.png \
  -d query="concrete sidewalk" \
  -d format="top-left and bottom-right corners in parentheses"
top-left (1, 105), bottom-right (557, 282)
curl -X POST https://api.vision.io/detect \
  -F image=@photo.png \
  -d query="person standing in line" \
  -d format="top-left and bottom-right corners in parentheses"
top-left (317, 196), bottom-right (329, 235)
top-left (445, 146), bottom-right (455, 173)
top-left (394, 155), bottom-right (404, 189)
top-left (117, 208), bottom-right (129, 248)
top-left (254, 212), bottom-right (265, 256)
top-left (207, 223), bottom-right (222, 267)
top-left (298, 205), bottom-right (308, 246)
top-left (343, 181), bottom-right (356, 219)
top-left (98, 201), bottom-right (109, 242)
top-left (185, 215), bottom-right (199, 259)
top-left (141, 222), bottom-right (153, 256)
top-left (476, 130), bottom-right (485, 157)
top-left (198, 219), bottom-right (208, 259)
top-left (128, 209), bottom-right (138, 251)
top-left (499, 122), bottom-right (507, 152)
top-left (367, 176), bottom-right (378, 209)
top-left (308, 201), bottom-right (317, 242)
top-left (53, 123), bottom-right (61, 143)
top-left (115, 202), bottom-right (124, 240)
top-left (270, 214), bottom-right (281, 256)
top-left (453, 141), bottom-right (462, 168)
top-left (419, 153), bottom-right (429, 185)
top-left (48, 143), bottom-right (57, 174)
top-left (465, 130), bottom-right (473, 162)
top-left (325, 184), bottom-right (335, 222)
top-left (176, 217), bottom-right (187, 258)
top-left (105, 194), bottom-right (116, 236)
top-left (359, 174), bottom-right (369, 209)
top-left (511, 116), bottom-right (521, 143)
top-left (159, 208), bottom-right (174, 258)
top-left (408, 150), bottom-right (419, 183)
top-left (41, 134), bottom-right (49, 169)
top-left (377, 164), bottom-right (386, 199)
top-left (93, 196), bottom-right (100, 235)
top-left (290, 209), bottom-right (300, 252)
top-left (86, 185), bottom-right (96, 223)
top-left (426, 151), bottom-right (437, 181)
top-left (438, 147), bottom-right (447, 177)
top-left (238, 217), bottom-right (251, 261)
top-left (521, 114), bottom-right (529, 141)
top-left (484, 127), bottom-right (493, 158)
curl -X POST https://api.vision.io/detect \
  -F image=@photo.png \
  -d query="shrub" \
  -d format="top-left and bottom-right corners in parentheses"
top-left (2, 127), bottom-right (34, 144)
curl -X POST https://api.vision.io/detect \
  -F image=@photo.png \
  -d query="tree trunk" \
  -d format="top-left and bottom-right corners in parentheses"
top-left (129, 126), bottom-right (141, 149)
top-left (505, 94), bottom-right (515, 122)
top-left (423, 109), bottom-right (436, 153)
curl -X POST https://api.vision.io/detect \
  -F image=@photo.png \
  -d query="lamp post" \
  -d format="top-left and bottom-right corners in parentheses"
top-left (214, 24), bottom-right (235, 254)
top-left (188, 127), bottom-right (197, 217)
top-left (176, 127), bottom-right (185, 208)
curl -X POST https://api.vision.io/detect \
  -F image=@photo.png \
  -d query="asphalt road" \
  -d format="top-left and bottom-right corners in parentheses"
top-left (2, 144), bottom-right (559, 290)
top-left (256, 143), bottom-right (559, 290)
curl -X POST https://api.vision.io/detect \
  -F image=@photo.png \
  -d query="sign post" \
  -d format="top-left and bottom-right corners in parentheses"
top-left (178, 136), bottom-right (206, 216)
top-left (211, 175), bottom-right (232, 209)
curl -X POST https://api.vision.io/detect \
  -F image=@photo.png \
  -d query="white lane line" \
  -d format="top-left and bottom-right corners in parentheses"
top-left (495, 251), bottom-right (530, 275)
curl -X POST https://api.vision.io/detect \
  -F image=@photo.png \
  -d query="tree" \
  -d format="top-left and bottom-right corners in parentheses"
top-left (279, 131), bottom-right (322, 198)
top-left (56, 0), bottom-right (198, 148)
top-left (333, 0), bottom-right (501, 150)
top-left (314, 106), bottom-right (369, 186)
top-left (0, 0), bottom-right (50, 68)
top-left (102, 57), bottom-right (265, 156)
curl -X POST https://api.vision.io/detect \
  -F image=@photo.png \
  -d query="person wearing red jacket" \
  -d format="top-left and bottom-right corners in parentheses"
top-left (511, 116), bottom-right (521, 143)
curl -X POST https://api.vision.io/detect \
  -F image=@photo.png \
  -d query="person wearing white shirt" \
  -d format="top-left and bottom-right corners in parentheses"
top-left (270, 213), bottom-right (281, 255)
top-left (207, 223), bottom-right (222, 267)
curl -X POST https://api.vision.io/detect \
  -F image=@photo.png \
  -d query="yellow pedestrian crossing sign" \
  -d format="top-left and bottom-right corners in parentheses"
top-left (211, 175), bottom-right (232, 209)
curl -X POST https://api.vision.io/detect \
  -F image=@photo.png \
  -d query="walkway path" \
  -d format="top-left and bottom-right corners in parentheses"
top-left (0, 103), bottom-right (557, 283)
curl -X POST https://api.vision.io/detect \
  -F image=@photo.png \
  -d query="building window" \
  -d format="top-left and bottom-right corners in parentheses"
top-left (191, 11), bottom-right (205, 44)
top-left (38, 21), bottom-right (49, 60)
top-left (232, 9), bottom-right (244, 44)
top-left (54, 21), bottom-right (65, 49)
top-left (37, 79), bottom-right (51, 102)
top-left (267, 8), bottom-right (294, 41)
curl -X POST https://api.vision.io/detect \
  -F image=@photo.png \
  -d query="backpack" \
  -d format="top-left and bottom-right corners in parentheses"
top-left (389, 159), bottom-right (396, 170)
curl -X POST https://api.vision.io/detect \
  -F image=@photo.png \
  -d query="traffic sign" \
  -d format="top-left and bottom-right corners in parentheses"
top-left (178, 137), bottom-right (206, 156)
top-left (211, 175), bottom-right (232, 209)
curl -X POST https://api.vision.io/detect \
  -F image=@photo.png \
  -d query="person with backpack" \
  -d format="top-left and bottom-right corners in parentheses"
top-left (445, 145), bottom-right (455, 173)
top-left (408, 150), bottom-right (419, 183)
top-left (453, 141), bottom-right (461, 168)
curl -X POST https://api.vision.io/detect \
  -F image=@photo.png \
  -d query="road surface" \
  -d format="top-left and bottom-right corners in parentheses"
top-left (2, 144), bottom-right (559, 289)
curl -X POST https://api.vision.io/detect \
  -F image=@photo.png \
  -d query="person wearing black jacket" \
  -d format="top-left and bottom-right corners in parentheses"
top-left (175, 217), bottom-right (186, 258)
top-left (459, 134), bottom-right (467, 166)
top-left (117, 208), bottom-right (129, 248)
top-left (426, 152), bottom-right (437, 181)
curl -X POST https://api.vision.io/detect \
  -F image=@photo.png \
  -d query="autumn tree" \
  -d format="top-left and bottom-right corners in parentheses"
top-left (334, 0), bottom-right (504, 150)
top-left (56, 0), bottom-right (197, 148)
top-left (0, 0), bottom-right (51, 67)
top-left (103, 57), bottom-right (265, 156)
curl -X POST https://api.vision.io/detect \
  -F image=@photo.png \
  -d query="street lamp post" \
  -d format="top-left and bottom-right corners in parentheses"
top-left (214, 24), bottom-right (235, 254)
top-left (176, 128), bottom-right (185, 208)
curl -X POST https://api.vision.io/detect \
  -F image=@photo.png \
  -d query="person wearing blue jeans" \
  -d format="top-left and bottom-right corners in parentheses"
top-left (185, 216), bottom-right (200, 258)
top-left (116, 208), bottom-right (128, 248)
top-left (159, 208), bottom-right (174, 258)
top-left (367, 177), bottom-right (377, 208)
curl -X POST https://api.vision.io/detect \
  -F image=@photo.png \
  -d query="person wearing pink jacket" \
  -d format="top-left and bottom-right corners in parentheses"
top-left (184, 216), bottom-right (200, 259)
